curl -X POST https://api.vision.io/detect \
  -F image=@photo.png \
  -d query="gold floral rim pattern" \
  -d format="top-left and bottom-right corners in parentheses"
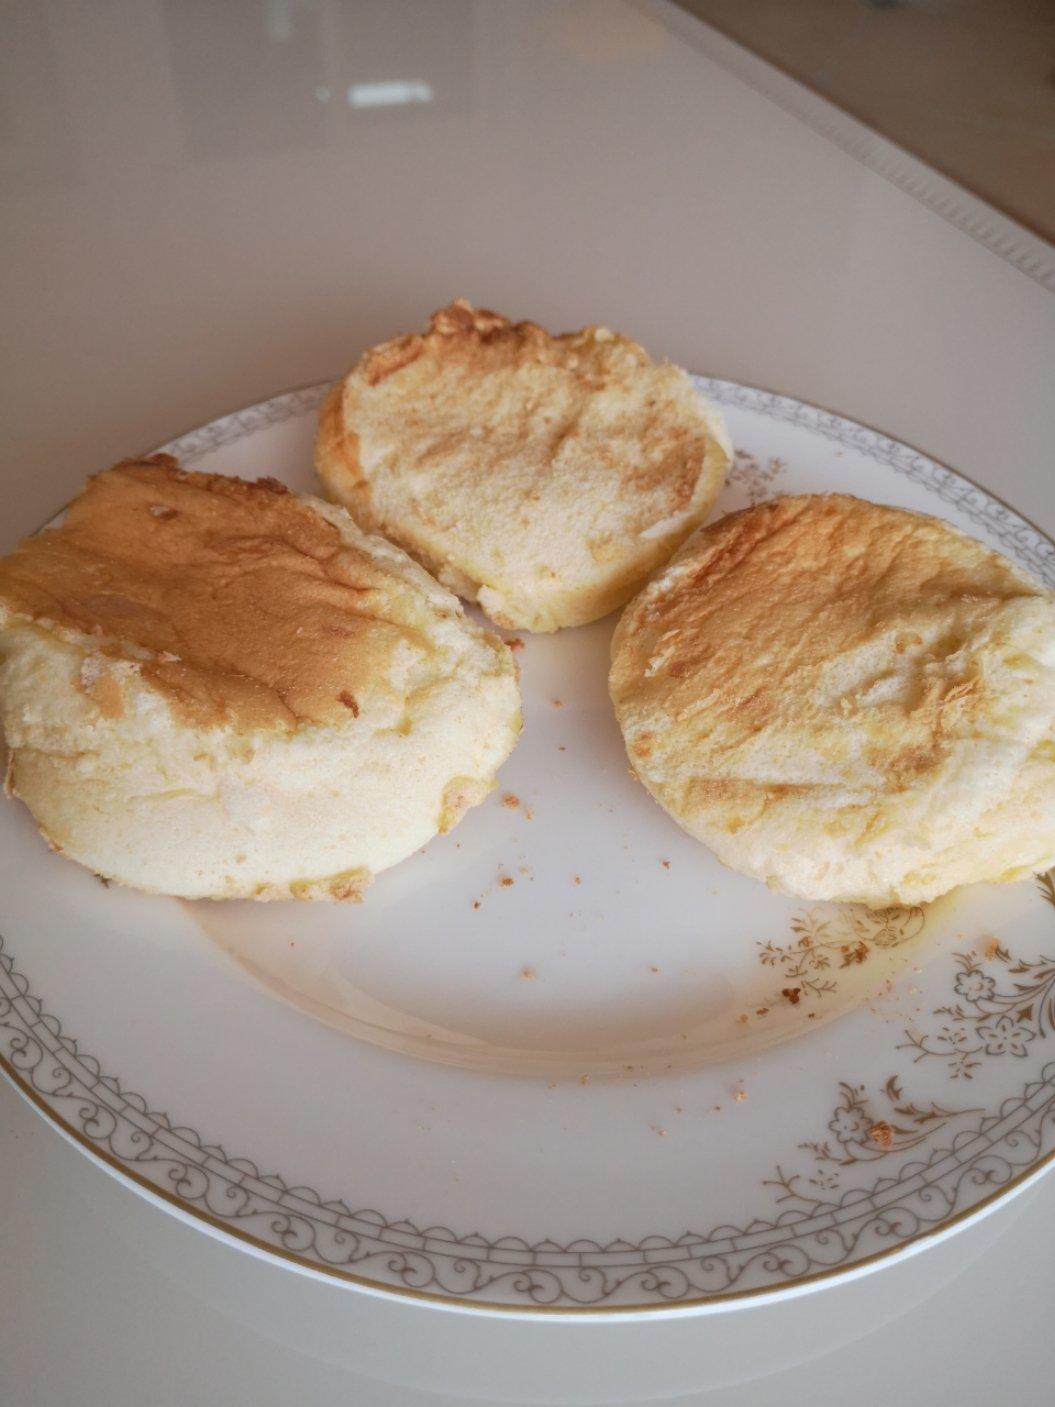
top-left (757, 903), bottom-right (925, 1007)
top-left (3, 380), bottom-right (1055, 1311)
top-left (3, 896), bottom-right (1055, 1309)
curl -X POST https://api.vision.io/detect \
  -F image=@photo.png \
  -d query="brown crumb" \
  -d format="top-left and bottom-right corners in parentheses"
top-left (521, 965), bottom-right (536, 979)
top-left (660, 859), bottom-right (671, 870)
top-left (552, 698), bottom-right (563, 708)
top-left (76, 666), bottom-right (124, 720)
top-left (337, 691), bottom-right (360, 716)
top-left (524, 807), bottom-right (534, 821)
top-left (502, 793), bottom-right (520, 810)
top-left (558, 744), bottom-right (566, 751)
top-left (737, 1013), bottom-right (749, 1026)
top-left (649, 964), bottom-right (660, 974)
top-left (868, 1121), bottom-right (894, 1148)
top-left (573, 875), bottom-right (582, 886)
top-left (733, 1088), bottom-right (747, 1102)
top-left (547, 1081), bottom-right (557, 1089)
top-left (711, 1105), bottom-right (722, 1113)
top-left (499, 875), bottom-right (515, 888)
top-left (579, 1074), bottom-right (590, 1086)
top-left (807, 1012), bottom-right (817, 1020)
top-left (781, 987), bottom-right (802, 1005)
top-left (674, 1105), bottom-right (683, 1114)
top-left (331, 879), bottom-right (363, 901)
top-left (506, 637), bottom-right (524, 651)
top-left (755, 1007), bottom-right (769, 1017)
top-left (472, 899), bottom-right (481, 910)
top-left (651, 1125), bottom-right (666, 1137)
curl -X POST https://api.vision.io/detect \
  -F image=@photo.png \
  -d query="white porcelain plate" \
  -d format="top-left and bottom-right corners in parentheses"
top-left (4, 378), bottom-right (1055, 1315)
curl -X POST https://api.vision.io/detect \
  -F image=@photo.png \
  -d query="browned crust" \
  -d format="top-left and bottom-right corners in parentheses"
top-left (313, 381), bottom-right (374, 525)
top-left (315, 300), bottom-right (728, 631)
top-left (611, 492), bottom-right (1051, 817)
top-left (318, 299), bottom-right (637, 454)
top-left (319, 305), bottom-right (527, 497)
top-left (428, 300), bottom-right (516, 339)
top-left (0, 458), bottom-right (443, 733)
top-left (381, 298), bottom-right (615, 367)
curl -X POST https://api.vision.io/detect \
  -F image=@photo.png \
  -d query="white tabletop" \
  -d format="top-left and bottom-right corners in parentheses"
top-left (3, 2), bottom-right (1054, 1402)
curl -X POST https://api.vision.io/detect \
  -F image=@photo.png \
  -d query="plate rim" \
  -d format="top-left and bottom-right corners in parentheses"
top-left (3, 375), bottom-right (1055, 1317)
top-left (5, 1045), bottom-right (1052, 1321)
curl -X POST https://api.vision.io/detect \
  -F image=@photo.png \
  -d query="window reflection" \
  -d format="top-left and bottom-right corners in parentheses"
top-left (347, 80), bottom-right (434, 109)
top-left (162, 0), bottom-right (473, 161)
top-left (330, 0), bottom-right (474, 124)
